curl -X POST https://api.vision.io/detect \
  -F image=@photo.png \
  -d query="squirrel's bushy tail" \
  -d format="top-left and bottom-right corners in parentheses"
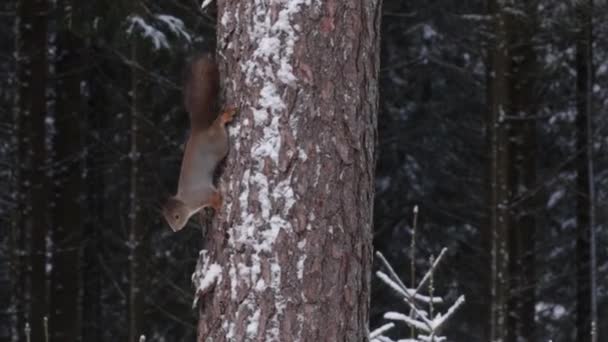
top-left (183, 53), bottom-right (220, 130)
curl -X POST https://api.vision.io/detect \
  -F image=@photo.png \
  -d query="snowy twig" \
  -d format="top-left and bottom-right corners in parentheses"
top-left (384, 311), bottom-right (431, 333)
top-left (370, 323), bottom-right (395, 339)
top-left (431, 295), bottom-right (466, 331)
top-left (376, 262), bottom-right (443, 305)
top-left (376, 251), bottom-right (409, 293)
top-left (372, 245), bottom-right (464, 342)
top-left (415, 248), bottom-right (447, 294)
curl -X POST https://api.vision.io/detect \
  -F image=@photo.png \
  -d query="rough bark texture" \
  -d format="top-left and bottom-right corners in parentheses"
top-left (196, 0), bottom-right (381, 341)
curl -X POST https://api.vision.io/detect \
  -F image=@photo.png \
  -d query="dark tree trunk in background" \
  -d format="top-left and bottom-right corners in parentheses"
top-left (487, 0), bottom-right (510, 340)
top-left (82, 58), bottom-right (104, 342)
top-left (50, 0), bottom-right (84, 340)
top-left (11, 2), bottom-right (25, 339)
top-left (128, 38), bottom-right (145, 342)
top-left (15, 0), bottom-right (49, 340)
top-left (507, 2), bottom-right (539, 341)
top-left (489, 3), bottom-right (541, 341)
top-left (82, 19), bottom-right (105, 342)
top-left (575, 1), bottom-right (597, 342)
top-left (196, 0), bottom-right (381, 340)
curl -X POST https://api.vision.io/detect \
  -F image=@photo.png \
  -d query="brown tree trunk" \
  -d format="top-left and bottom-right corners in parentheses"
top-left (575, 1), bottom-right (596, 342)
top-left (487, 0), bottom-right (510, 340)
top-left (15, 0), bottom-right (49, 340)
top-left (50, 0), bottom-right (83, 340)
top-left (196, 0), bottom-right (381, 340)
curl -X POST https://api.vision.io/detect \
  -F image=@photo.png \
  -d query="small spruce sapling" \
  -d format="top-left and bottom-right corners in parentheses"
top-left (370, 207), bottom-right (465, 342)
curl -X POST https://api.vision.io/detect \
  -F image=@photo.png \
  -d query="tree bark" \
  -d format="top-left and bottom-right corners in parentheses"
top-left (575, 1), bottom-right (596, 342)
top-left (196, 0), bottom-right (381, 340)
top-left (50, 0), bottom-right (83, 340)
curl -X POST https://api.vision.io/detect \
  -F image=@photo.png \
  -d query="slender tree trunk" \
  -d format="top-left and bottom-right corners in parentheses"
top-left (82, 33), bottom-right (105, 342)
top-left (575, 1), bottom-right (596, 341)
top-left (11, 1), bottom-right (24, 340)
top-left (196, 0), bottom-right (381, 340)
top-left (128, 36), bottom-right (145, 342)
top-left (50, 0), bottom-right (83, 340)
top-left (16, 0), bottom-right (49, 340)
top-left (488, 0), bottom-right (510, 340)
top-left (82, 67), bottom-right (103, 342)
top-left (510, 121), bottom-right (537, 342)
top-left (506, 2), bottom-right (539, 341)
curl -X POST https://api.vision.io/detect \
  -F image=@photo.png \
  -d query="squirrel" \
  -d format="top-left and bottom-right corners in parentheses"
top-left (162, 54), bottom-right (236, 232)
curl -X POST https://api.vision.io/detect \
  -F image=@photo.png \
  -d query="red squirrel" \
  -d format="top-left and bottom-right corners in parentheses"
top-left (162, 54), bottom-right (236, 232)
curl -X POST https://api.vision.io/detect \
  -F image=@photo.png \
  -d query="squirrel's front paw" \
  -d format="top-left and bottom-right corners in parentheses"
top-left (209, 191), bottom-right (222, 213)
top-left (220, 107), bottom-right (237, 124)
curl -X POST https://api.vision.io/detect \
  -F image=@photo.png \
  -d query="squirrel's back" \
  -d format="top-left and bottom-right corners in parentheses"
top-left (183, 53), bottom-right (220, 130)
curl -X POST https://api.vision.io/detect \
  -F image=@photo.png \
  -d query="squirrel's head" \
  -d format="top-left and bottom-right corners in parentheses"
top-left (162, 197), bottom-right (190, 232)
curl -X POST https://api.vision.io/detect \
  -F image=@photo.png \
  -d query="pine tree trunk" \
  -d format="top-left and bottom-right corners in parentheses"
top-left (575, 1), bottom-right (596, 341)
top-left (488, 0), bottom-right (510, 340)
top-left (196, 0), bottom-right (381, 340)
top-left (50, 0), bottom-right (83, 340)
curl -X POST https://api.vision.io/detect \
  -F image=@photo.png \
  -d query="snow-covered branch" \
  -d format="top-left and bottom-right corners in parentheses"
top-left (370, 323), bottom-right (395, 339)
top-left (371, 248), bottom-right (465, 342)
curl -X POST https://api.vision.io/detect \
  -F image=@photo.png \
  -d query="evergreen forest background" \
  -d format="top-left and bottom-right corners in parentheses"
top-left (0, 0), bottom-right (607, 341)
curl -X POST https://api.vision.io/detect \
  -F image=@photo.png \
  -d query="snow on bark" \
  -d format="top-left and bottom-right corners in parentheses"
top-left (192, 251), bottom-right (222, 308)
top-left (217, 0), bottom-right (317, 340)
top-left (198, 0), bottom-right (380, 340)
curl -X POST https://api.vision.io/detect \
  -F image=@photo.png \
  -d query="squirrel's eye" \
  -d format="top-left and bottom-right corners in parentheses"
top-left (174, 214), bottom-right (179, 220)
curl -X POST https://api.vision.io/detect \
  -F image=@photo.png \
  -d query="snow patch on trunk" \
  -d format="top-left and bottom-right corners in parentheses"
top-left (223, 0), bottom-right (318, 339)
top-left (192, 251), bottom-right (222, 308)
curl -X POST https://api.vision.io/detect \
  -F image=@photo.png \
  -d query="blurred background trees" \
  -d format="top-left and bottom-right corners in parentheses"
top-left (0, 0), bottom-right (606, 341)
top-left (374, 0), bottom-right (607, 341)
